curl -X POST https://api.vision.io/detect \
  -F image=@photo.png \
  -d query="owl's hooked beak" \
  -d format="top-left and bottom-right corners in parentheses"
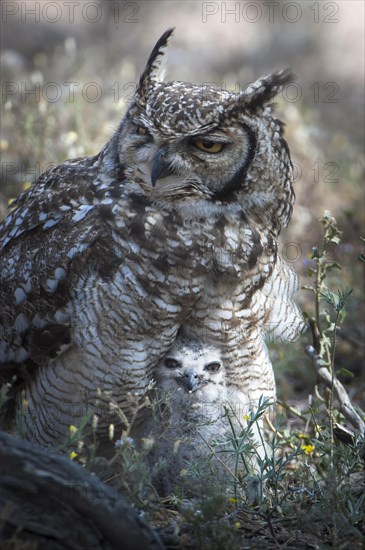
top-left (151, 148), bottom-right (175, 187)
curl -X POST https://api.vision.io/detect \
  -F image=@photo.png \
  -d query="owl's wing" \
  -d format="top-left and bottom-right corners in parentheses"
top-left (262, 255), bottom-right (305, 342)
top-left (0, 152), bottom-right (124, 378)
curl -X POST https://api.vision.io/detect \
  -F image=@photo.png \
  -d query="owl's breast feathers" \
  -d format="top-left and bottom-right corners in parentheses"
top-left (0, 144), bottom-right (280, 380)
top-left (0, 154), bottom-right (214, 371)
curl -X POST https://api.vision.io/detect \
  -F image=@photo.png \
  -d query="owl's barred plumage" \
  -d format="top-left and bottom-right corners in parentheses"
top-left (0, 29), bottom-right (304, 445)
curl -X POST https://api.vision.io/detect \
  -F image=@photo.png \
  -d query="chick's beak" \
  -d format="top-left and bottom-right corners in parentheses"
top-left (187, 369), bottom-right (199, 392)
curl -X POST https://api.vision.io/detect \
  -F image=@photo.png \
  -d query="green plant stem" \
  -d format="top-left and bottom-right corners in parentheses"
top-left (314, 257), bottom-right (322, 345)
top-left (316, 269), bottom-right (332, 367)
top-left (328, 308), bottom-right (341, 469)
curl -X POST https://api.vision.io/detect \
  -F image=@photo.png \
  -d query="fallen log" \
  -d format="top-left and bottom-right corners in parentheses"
top-left (0, 431), bottom-right (164, 549)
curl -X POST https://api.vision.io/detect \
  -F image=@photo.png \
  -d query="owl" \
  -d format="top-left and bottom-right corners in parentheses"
top-left (135, 338), bottom-right (226, 443)
top-left (140, 338), bottom-right (228, 496)
top-left (143, 337), bottom-right (266, 497)
top-left (155, 337), bottom-right (225, 402)
top-left (0, 28), bottom-right (304, 447)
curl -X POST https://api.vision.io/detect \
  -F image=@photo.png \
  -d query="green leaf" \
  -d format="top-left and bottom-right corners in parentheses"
top-left (317, 356), bottom-right (329, 367)
top-left (320, 290), bottom-right (338, 308)
top-left (320, 288), bottom-right (352, 313)
top-left (338, 309), bottom-right (347, 324)
top-left (337, 368), bottom-right (354, 379)
top-left (326, 262), bottom-right (342, 271)
top-left (337, 288), bottom-right (353, 310)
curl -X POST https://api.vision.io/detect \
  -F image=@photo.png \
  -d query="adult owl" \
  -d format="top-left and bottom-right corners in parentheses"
top-left (0, 29), bottom-right (303, 446)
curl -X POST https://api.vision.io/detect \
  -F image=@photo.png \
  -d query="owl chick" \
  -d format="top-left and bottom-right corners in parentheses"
top-left (139, 338), bottom-right (266, 498)
top-left (156, 338), bottom-right (226, 403)
top-left (139, 339), bottom-right (227, 496)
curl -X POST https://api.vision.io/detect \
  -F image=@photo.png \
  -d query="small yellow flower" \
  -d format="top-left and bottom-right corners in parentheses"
top-left (69, 451), bottom-right (78, 460)
top-left (297, 432), bottom-right (310, 440)
top-left (243, 414), bottom-right (250, 421)
top-left (302, 444), bottom-right (315, 455)
top-left (69, 425), bottom-right (77, 434)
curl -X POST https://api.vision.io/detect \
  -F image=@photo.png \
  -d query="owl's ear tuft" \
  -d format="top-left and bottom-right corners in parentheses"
top-left (137, 28), bottom-right (175, 104)
top-left (236, 69), bottom-right (295, 113)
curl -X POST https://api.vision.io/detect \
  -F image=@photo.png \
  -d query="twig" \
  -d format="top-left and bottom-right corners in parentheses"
top-left (198, 430), bottom-right (242, 485)
top-left (305, 345), bottom-right (365, 434)
top-left (314, 384), bottom-right (326, 403)
top-left (264, 412), bottom-right (285, 439)
top-left (277, 400), bottom-right (308, 422)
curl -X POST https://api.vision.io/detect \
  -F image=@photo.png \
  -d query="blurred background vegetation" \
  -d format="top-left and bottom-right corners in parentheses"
top-left (1, 0), bottom-right (364, 409)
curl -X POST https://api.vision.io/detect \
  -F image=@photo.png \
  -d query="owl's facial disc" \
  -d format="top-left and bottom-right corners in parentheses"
top-left (126, 101), bottom-right (254, 198)
top-left (146, 131), bottom-right (251, 196)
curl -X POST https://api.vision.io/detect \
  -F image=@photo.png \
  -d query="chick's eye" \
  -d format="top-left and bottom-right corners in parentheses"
top-left (205, 362), bottom-right (221, 373)
top-left (164, 358), bottom-right (181, 369)
top-left (192, 139), bottom-right (225, 153)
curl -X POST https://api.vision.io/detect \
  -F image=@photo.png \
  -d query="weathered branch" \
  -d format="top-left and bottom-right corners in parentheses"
top-left (0, 431), bottom-right (164, 550)
top-left (305, 345), bottom-right (365, 435)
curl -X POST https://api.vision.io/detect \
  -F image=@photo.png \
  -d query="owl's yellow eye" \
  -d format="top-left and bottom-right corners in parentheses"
top-left (137, 126), bottom-right (148, 135)
top-left (192, 139), bottom-right (224, 153)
